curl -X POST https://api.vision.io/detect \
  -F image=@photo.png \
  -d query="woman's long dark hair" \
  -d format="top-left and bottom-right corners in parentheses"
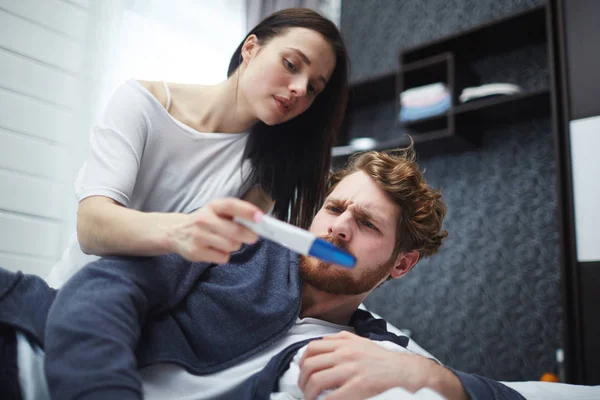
top-left (228, 8), bottom-right (349, 229)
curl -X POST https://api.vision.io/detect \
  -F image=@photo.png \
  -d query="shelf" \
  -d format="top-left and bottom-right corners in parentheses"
top-left (385, 129), bottom-right (453, 147)
top-left (331, 129), bottom-right (452, 158)
top-left (336, 4), bottom-right (553, 161)
top-left (332, 89), bottom-right (551, 160)
top-left (453, 89), bottom-right (551, 124)
top-left (347, 5), bottom-right (548, 106)
top-left (401, 4), bottom-right (548, 63)
top-left (331, 127), bottom-right (479, 161)
top-left (401, 52), bottom-right (453, 91)
top-left (398, 52), bottom-right (453, 135)
top-left (401, 113), bottom-right (448, 133)
top-left (403, 53), bottom-right (452, 73)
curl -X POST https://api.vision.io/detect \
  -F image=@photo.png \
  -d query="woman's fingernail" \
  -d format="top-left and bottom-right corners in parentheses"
top-left (253, 211), bottom-right (263, 222)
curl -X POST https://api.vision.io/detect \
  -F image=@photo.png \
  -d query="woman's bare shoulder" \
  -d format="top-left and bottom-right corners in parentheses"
top-left (136, 79), bottom-right (168, 109)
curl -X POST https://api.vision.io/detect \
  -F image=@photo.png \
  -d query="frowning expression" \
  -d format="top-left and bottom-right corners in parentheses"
top-left (301, 171), bottom-right (402, 295)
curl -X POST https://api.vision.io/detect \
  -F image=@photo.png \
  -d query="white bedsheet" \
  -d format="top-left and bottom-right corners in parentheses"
top-left (501, 381), bottom-right (600, 400)
top-left (270, 387), bottom-right (445, 400)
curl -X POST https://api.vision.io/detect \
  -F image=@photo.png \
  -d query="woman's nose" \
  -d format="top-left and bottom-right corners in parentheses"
top-left (289, 79), bottom-right (307, 97)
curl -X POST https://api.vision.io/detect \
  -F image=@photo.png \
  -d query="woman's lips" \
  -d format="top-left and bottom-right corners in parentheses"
top-left (273, 96), bottom-right (290, 114)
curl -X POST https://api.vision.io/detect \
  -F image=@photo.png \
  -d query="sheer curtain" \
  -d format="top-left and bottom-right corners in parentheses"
top-left (246, 0), bottom-right (341, 30)
top-left (81, 0), bottom-right (246, 126)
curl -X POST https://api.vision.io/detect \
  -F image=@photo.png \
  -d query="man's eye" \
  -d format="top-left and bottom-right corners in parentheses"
top-left (361, 220), bottom-right (375, 229)
top-left (284, 59), bottom-right (297, 72)
top-left (327, 206), bottom-right (342, 213)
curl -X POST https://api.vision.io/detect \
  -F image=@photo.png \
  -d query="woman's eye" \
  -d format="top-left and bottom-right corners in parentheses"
top-left (327, 206), bottom-right (342, 213)
top-left (284, 59), bottom-right (297, 72)
top-left (307, 84), bottom-right (317, 94)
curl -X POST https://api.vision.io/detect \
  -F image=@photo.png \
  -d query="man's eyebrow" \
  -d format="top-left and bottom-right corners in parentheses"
top-left (324, 198), bottom-right (342, 207)
top-left (353, 204), bottom-right (384, 226)
top-left (285, 47), bottom-right (328, 86)
top-left (326, 198), bottom-right (385, 227)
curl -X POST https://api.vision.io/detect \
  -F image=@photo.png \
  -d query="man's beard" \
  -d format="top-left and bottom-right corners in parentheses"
top-left (299, 235), bottom-right (395, 295)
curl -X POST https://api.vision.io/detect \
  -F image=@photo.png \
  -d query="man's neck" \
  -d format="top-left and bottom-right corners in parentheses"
top-left (300, 284), bottom-right (367, 326)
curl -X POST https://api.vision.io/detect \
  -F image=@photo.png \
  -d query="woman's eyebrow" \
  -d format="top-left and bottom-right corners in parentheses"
top-left (285, 47), bottom-right (311, 65)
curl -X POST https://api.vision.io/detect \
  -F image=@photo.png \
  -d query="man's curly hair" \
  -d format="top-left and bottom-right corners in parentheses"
top-left (327, 144), bottom-right (448, 261)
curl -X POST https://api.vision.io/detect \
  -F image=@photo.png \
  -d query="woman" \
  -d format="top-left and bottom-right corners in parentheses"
top-left (45, 8), bottom-right (349, 287)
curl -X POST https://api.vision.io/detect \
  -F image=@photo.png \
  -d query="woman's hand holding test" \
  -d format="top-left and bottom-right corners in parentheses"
top-left (78, 196), bottom-right (262, 264)
top-left (166, 197), bottom-right (262, 263)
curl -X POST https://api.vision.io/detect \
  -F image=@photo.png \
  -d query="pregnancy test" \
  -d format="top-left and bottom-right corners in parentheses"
top-left (234, 215), bottom-right (356, 268)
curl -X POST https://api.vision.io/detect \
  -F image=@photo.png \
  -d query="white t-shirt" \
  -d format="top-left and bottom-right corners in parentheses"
top-left (46, 79), bottom-right (253, 288)
top-left (141, 317), bottom-right (353, 399)
top-left (140, 317), bottom-right (437, 400)
top-left (274, 342), bottom-right (445, 400)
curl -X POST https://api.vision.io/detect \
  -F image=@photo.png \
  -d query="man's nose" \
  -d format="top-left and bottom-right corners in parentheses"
top-left (328, 213), bottom-right (352, 241)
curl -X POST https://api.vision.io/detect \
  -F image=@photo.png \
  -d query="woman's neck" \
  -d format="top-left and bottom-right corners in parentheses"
top-left (172, 73), bottom-right (258, 133)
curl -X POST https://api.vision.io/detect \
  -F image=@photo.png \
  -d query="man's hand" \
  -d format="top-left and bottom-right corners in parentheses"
top-left (298, 331), bottom-right (468, 400)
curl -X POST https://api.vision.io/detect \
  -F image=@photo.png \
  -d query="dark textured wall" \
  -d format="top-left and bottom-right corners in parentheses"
top-left (341, 0), bottom-right (563, 381)
top-left (343, 0), bottom-right (543, 81)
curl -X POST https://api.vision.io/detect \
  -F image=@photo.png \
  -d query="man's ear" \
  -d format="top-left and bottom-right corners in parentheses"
top-left (241, 34), bottom-right (259, 65)
top-left (389, 250), bottom-right (419, 279)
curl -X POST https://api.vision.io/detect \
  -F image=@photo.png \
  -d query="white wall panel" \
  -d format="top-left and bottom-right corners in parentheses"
top-left (0, 0), bottom-right (88, 39)
top-left (0, 88), bottom-right (74, 144)
top-left (0, 170), bottom-right (66, 220)
top-left (0, 128), bottom-right (68, 180)
top-left (0, 48), bottom-right (78, 108)
top-left (570, 115), bottom-right (600, 262)
top-left (0, 9), bottom-right (83, 72)
top-left (0, 212), bottom-right (62, 258)
top-left (63, 0), bottom-right (90, 10)
top-left (0, 253), bottom-right (55, 277)
top-left (0, 0), bottom-right (90, 273)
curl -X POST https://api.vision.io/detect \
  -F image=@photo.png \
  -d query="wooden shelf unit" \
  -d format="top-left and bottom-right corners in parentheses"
top-left (334, 3), bottom-right (553, 160)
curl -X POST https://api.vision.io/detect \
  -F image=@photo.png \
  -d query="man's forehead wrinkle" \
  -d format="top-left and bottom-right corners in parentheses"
top-left (327, 197), bottom-right (386, 223)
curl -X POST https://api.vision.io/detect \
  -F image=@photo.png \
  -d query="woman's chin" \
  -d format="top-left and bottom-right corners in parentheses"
top-left (260, 118), bottom-right (279, 126)
top-left (259, 111), bottom-right (286, 126)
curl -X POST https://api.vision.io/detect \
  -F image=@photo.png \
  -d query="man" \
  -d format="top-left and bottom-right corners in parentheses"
top-left (0, 147), bottom-right (524, 400)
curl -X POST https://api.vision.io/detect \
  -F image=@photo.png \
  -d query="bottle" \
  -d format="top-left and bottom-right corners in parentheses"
top-left (556, 348), bottom-right (565, 383)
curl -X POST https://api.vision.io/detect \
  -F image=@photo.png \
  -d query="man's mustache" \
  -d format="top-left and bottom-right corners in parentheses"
top-left (317, 234), bottom-right (356, 260)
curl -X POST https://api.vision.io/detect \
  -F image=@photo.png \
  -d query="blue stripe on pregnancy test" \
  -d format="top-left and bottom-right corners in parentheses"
top-left (309, 238), bottom-right (356, 268)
